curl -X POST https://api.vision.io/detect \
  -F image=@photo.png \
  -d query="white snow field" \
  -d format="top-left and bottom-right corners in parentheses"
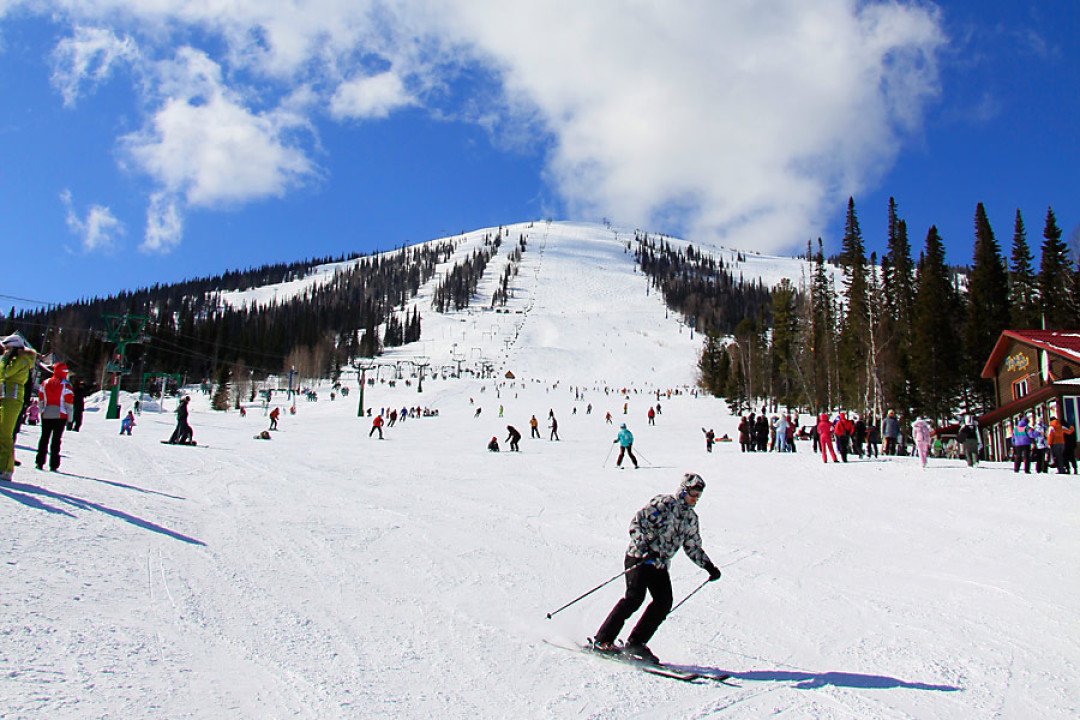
top-left (3, 222), bottom-right (1078, 719)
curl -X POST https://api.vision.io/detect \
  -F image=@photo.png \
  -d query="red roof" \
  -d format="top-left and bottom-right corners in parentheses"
top-left (980, 330), bottom-right (1080, 379)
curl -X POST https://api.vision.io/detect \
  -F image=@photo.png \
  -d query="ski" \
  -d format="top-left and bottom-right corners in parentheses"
top-left (544, 640), bottom-right (730, 684)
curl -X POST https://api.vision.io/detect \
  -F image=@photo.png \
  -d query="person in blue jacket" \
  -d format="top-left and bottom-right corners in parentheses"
top-left (1012, 416), bottom-right (1033, 474)
top-left (614, 423), bottom-right (638, 469)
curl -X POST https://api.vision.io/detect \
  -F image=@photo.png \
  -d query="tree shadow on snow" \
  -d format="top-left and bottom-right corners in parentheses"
top-left (676, 664), bottom-right (961, 692)
top-left (0, 481), bottom-right (206, 546)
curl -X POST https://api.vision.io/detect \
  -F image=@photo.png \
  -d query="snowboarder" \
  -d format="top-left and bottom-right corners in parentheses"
top-left (591, 473), bottom-right (722, 663)
top-left (36, 362), bottom-right (74, 471)
top-left (506, 425), bottom-right (521, 451)
top-left (167, 396), bottom-right (194, 444)
top-left (614, 423), bottom-right (638, 469)
top-left (120, 410), bottom-right (136, 436)
top-left (269, 406), bottom-right (280, 430)
top-left (487, 436), bottom-right (500, 452)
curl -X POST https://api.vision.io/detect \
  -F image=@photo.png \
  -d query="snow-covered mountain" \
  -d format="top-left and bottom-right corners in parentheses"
top-left (218, 220), bottom-right (832, 387)
top-left (4, 222), bottom-right (1073, 720)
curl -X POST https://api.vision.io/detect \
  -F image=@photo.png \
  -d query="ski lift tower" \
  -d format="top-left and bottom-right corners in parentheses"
top-left (353, 358), bottom-right (377, 417)
top-left (100, 313), bottom-right (150, 420)
top-left (414, 356), bottom-right (430, 393)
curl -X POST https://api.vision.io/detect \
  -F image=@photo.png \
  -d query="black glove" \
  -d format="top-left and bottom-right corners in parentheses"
top-left (704, 562), bottom-right (722, 581)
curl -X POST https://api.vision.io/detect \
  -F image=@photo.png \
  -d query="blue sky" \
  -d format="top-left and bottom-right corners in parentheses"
top-left (1, 1), bottom-right (1077, 313)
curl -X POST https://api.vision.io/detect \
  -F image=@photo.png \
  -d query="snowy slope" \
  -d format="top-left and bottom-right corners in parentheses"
top-left (218, 220), bottom-right (836, 387)
top-left (3, 224), bottom-right (1076, 720)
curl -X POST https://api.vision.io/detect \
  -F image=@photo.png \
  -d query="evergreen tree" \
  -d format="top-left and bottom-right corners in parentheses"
top-left (836, 197), bottom-right (871, 411)
top-left (212, 365), bottom-right (232, 411)
top-left (962, 203), bottom-right (1009, 410)
top-left (880, 198), bottom-right (915, 413)
top-left (1038, 206), bottom-right (1074, 329)
top-left (809, 239), bottom-right (836, 411)
top-left (910, 226), bottom-right (961, 420)
top-left (697, 332), bottom-right (727, 397)
top-left (768, 279), bottom-right (800, 407)
top-left (1008, 209), bottom-right (1039, 328)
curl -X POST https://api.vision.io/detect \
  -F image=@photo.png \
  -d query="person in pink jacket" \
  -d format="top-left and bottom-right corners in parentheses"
top-left (911, 417), bottom-right (933, 469)
top-left (816, 413), bottom-right (838, 463)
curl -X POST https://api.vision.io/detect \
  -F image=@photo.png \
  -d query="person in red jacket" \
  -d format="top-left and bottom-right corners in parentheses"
top-left (369, 412), bottom-right (384, 439)
top-left (833, 411), bottom-right (855, 463)
top-left (817, 413), bottom-right (839, 463)
top-left (36, 362), bottom-right (74, 472)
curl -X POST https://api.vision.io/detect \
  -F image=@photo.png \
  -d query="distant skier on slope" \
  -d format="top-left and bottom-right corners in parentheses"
top-left (590, 473), bottom-right (722, 664)
top-left (614, 423), bottom-right (638, 469)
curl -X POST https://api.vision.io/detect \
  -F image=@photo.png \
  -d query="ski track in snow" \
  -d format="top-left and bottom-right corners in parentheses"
top-left (3, 222), bottom-right (1079, 719)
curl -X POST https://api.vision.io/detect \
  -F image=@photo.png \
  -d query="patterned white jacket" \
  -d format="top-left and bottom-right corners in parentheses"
top-left (626, 494), bottom-right (712, 571)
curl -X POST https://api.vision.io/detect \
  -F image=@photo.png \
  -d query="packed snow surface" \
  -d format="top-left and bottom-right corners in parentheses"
top-left (3, 222), bottom-right (1078, 719)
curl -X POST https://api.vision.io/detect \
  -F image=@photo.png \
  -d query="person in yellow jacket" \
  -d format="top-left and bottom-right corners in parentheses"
top-left (1, 333), bottom-right (38, 482)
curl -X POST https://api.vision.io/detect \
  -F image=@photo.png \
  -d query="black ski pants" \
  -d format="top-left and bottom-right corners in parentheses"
top-left (36, 418), bottom-right (66, 470)
top-left (594, 555), bottom-right (672, 646)
top-left (1013, 445), bottom-right (1031, 473)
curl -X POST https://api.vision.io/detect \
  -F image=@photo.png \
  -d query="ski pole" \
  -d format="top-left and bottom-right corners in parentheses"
top-left (546, 561), bottom-right (643, 619)
top-left (635, 449), bottom-right (652, 467)
top-left (602, 442), bottom-right (616, 468)
top-left (669, 577), bottom-right (711, 615)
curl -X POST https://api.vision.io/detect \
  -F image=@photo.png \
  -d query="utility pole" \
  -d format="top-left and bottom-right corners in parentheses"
top-left (100, 314), bottom-right (149, 420)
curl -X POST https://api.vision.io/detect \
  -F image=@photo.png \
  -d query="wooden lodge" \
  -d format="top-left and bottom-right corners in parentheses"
top-left (977, 330), bottom-right (1080, 461)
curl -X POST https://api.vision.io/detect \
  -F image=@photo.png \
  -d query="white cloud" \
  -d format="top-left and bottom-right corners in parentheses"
top-left (51, 25), bottom-right (138, 107)
top-left (123, 48), bottom-right (315, 208)
top-left (61, 189), bottom-right (124, 252)
top-left (23, 0), bottom-right (946, 254)
top-left (433, 0), bottom-right (945, 250)
top-left (330, 70), bottom-right (415, 120)
top-left (141, 191), bottom-right (183, 254)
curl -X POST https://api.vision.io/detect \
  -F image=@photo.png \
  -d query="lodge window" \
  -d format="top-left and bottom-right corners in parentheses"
top-left (1012, 378), bottom-right (1029, 400)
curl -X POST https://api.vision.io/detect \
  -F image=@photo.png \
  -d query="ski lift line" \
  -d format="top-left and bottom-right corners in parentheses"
top-left (0, 292), bottom-right (55, 307)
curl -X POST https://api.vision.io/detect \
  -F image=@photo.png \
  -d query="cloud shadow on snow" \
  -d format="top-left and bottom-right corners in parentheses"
top-left (0, 480), bottom-right (206, 546)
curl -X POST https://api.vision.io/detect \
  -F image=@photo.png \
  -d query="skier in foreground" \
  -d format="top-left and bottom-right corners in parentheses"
top-left (590, 473), bottom-right (722, 663)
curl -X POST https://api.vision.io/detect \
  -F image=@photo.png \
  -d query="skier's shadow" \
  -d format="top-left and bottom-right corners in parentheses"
top-left (676, 665), bottom-right (961, 691)
top-left (0, 481), bottom-right (206, 546)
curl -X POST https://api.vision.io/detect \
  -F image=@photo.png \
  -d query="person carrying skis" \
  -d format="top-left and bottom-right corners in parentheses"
top-left (614, 423), bottom-right (638, 468)
top-left (591, 473), bottom-right (722, 663)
